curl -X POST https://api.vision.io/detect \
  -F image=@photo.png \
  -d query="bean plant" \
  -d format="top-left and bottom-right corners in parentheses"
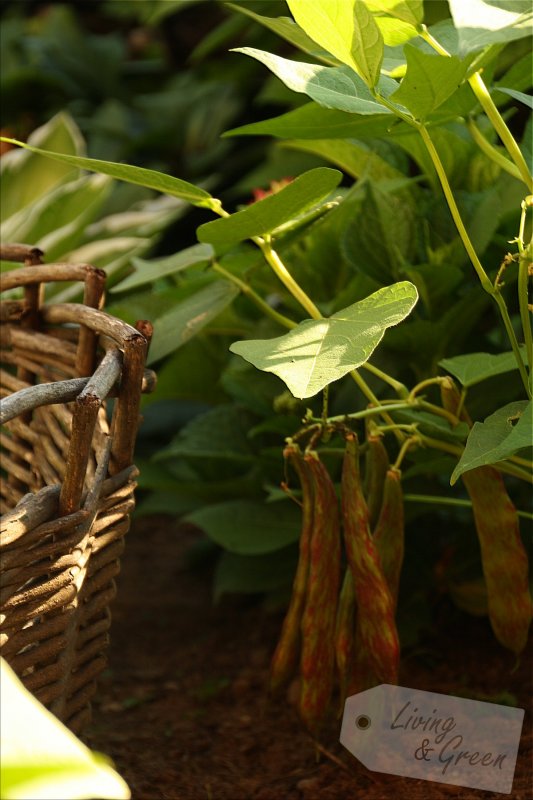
top-left (2, 0), bottom-right (531, 729)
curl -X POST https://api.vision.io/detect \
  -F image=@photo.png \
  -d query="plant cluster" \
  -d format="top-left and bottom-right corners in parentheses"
top-left (1, 0), bottom-right (532, 727)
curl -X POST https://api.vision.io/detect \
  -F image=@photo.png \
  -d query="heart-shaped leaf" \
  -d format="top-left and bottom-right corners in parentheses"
top-left (451, 401), bottom-right (532, 483)
top-left (230, 281), bottom-right (418, 398)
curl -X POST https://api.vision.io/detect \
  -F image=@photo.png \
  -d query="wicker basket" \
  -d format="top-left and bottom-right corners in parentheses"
top-left (0, 245), bottom-right (154, 733)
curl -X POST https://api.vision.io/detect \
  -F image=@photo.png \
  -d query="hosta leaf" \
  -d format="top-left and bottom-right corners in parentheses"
top-left (230, 49), bottom-right (393, 115)
top-left (185, 500), bottom-right (301, 554)
top-left (230, 281), bottom-right (418, 398)
top-left (196, 167), bottom-right (341, 247)
top-left (451, 401), bottom-right (532, 484)
top-left (148, 280), bottom-right (239, 364)
top-left (448, 0), bottom-right (533, 55)
top-left (0, 137), bottom-right (216, 209)
top-left (439, 348), bottom-right (528, 388)
top-left (391, 45), bottom-right (471, 120)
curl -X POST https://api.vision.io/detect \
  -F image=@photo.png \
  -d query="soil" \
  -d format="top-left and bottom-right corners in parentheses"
top-left (87, 517), bottom-right (532, 800)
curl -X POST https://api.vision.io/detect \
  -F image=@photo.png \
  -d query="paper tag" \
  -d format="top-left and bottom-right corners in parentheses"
top-left (340, 685), bottom-right (524, 795)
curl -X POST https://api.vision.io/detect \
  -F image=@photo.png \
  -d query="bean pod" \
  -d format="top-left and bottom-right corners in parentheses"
top-left (299, 451), bottom-right (341, 731)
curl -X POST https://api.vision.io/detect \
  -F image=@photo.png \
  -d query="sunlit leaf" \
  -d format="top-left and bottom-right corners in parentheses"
top-left (230, 48), bottom-right (393, 115)
top-left (448, 0), bottom-right (533, 55)
top-left (364, 0), bottom-right (424, 26)
top-left (1, 659), bottom-right (130, 800)
top-left (230, 282), bottom-right (418, 398)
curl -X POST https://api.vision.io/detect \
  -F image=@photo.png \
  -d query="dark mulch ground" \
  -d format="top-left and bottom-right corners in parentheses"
top-left (87, 517), bottom-right (532, 800)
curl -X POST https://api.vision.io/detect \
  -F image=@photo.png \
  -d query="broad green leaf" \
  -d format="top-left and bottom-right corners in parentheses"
top-left (231, 49), bottom-right (393, 115)
top-left (342, 181), bottom-right (415, 281)
top-left (351, 0), bottom-right (384, 87)
top-left (185, 500), bottom-right (301, 554)
top-left (448, 0), bottom-right (533, 55)
top-left (375, 16), bottom-right (418, 46)
top-left (224, 102), bottom-right (394, 140)
top-left (112, 243), bottom-right (214, 293)
top-left (495, 87), bottom-right (533, 110)
top-left (225, 4), bottom-right (340, 65)
top-left (0, 137), bottom-right (216, 210)
top-left (391, 45), bottom-right (471, 120)
top-left (439, 348), bottom-right (528, 388)
top-left (451, 401), bottom-right (532, 483)
top-left (148, 280), bottom-right (239, 364)
top-left (0, 112), bottom-right (84, 220)
top-left (280, 138), bottom-right (404, 180)
top-left (155, 404), bottom-right (254, 464)
top-left (214, 546), bottom-right (297, 601)
top-left (364, 0), bottom-right (424, 26)
top-left (230, 282), bottom-right (418, 398)
top-left (1, 659), bottom-right (130, 800)
top-left (286, 0), bottom-right (362, 72)
top-left (197, 167), bottom-right (341, 247)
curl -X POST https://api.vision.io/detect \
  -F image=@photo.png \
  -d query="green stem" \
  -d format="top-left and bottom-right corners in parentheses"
top-left (418, 400), bottom-right (461, 427)
top-left (517, 198), bottom-right (533, 381)
top-left (409, 376), bottom-right (447, 400)
top-left (211, 262), bottom-right (297, 330)
top-left (403, 493), bottom-right (533, 522)
top-left (467, 119), bottom-right (522, 182)
top-left (310, 400), bottom-right (416, 424)
top-left (493, 289), bottom-right (531, 398)
top-left (419, 125), bottom-right (530, 396)
top-left (259, 238), bottom-right (322, 320)
top-left (468, 72), bottom-right (532, 192)
top-left (361, 362), bottom-right (409, 397)
top-left (418, 26), bottom-right (532, 191)
top-left (419, 125), bottom-right (493, 293)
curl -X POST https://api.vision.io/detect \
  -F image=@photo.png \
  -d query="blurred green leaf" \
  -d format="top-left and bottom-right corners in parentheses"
top-left (1, 659), bottom-right (130, 800)
top-left (0, 137), bottom-right (216, 209)
top-left (495, 87), bottom-right (533, 109)
top-left (225, 102), bottom-right (394, 140)
top-left (451, 401), bottom-right (532, 483)
top-left (448, 0), bottom-right (533, 55)
top-left (155, 404), bottom-right (254, 464)
top-left (439, 348), bottom-right (528, 387)
top-left (197, 167), bottom-right (341, 247)
top-left (149, 280), bottom-right (240, 364)
top-left (185, 499), bottom-right (301, 554)
top-left (113, 243), bottom-right (214, 293)
top-left (231, 282), bottom-right (418, 398)
top-left (214, 546), bottom-right (298, 601)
